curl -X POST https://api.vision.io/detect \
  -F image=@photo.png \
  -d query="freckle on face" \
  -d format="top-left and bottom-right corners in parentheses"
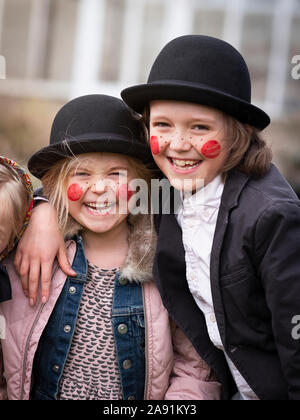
top-left (68, 183), bottom-right (83, 201)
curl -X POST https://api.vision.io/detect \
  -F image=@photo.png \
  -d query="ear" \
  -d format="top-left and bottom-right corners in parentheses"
top-left (245, 124), bottom-right (253, 134)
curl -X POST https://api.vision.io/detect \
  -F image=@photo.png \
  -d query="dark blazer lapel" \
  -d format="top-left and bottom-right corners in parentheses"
top-left (153, 210), bottom-right (226, 359)
top-left (153, 186), bottom-right (237, 398)
top-left (154, 186), bottom-right (212, 352)
top-left (210, 169), bottom-right (250, 344)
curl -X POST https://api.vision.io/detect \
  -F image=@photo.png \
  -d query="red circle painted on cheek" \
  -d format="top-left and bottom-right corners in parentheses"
top-left (67, 183), bottom-right (83, 201)
top-left (201, 140), bottom-right (221, 159)
top-left (150, 136), bottom-right (160, 155)
top-left (118, 183), bottom-right (134, 202)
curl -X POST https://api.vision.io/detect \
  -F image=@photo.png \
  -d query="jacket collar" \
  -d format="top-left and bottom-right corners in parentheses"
top-left (220, 168), bottom-right (250, 211)
top-left (164, 168), bottom-right (250, 216)
top-left (70, 214), bottom-right (156, 285)
top-left (120, 214), bottom-right (156, 284)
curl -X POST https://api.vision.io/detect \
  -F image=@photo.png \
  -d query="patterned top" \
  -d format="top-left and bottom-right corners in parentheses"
top-left (57, 263), bottom-right (123, 400)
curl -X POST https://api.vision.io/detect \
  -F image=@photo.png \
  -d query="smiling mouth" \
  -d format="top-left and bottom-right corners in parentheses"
top-left (168, 158), bottom-right (203, 171)
top-left (84, 202), bottom-right (116, 214)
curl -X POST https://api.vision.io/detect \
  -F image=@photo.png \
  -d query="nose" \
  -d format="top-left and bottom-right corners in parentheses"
top-left (90, 178), bottom-right (107, 194)
top-left (169, 132), bottom-right (192, 153)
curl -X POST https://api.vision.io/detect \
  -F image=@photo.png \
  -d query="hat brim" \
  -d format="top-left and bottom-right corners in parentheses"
top-left (28, 134), bottom-right (154, 179)
top-left (121, 81), bottom-right (270, 130)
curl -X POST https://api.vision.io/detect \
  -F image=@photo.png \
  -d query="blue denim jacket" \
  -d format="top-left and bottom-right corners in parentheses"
top-left (31, 236), bottom-right (145, 400)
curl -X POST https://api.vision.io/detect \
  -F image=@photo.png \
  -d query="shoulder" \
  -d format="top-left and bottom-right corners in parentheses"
top-left (244, 164), bottom-right (299, 204)
top-left (227, 164), bottom-right (299, 219)
top-left (222, 165), bottom-right (300, 241)
top-left (242, 166), bottom-right (300, 239)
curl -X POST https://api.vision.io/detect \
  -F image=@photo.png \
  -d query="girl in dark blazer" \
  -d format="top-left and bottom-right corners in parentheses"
top-left (120, 35), bottom-right (300, 400)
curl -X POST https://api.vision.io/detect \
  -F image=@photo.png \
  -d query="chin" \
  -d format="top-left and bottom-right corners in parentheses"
top-left (168, 174), bottom-right (205, 193)
top-left (87, 221), bottom-right (116, 233)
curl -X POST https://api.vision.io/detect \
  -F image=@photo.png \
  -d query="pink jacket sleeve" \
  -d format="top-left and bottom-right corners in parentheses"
top-left (164, 323), bottom-right (221, 400)
top-left (0, 343), bottom-right (8, 400)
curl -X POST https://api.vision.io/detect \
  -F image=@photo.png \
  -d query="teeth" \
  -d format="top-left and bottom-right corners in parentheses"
top-left (85, 203), bottom-right (115, 211)
top-left (172, 159), bottom-right (201, 169)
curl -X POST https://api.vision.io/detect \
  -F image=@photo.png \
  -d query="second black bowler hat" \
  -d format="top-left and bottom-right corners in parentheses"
top-left (28, 94), bottom-right (153, 179)
top-left (121, 35), bottom-right (270, 130)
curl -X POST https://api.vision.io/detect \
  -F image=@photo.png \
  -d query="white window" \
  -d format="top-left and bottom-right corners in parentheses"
top-left (241, 12), bottom-right (273, 102)
top-left (1, 0), bottom-right (32, 78)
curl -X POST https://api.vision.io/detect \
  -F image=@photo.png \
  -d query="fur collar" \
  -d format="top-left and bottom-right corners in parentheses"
top-left (119, 214), bottom-right (157, 284)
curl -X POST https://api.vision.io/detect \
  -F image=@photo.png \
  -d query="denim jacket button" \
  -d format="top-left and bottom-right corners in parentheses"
top-left (118, 277), bottom-right (128, 286)
top-left (52, 364), bottom-right (60, 373)
top-left (118, 323), bottom-right (128, 334)
top-left (69, 286), bottom-right (76, 294)
top-left (122, 359), bottom-right (132, 370)
top-left (64, 324), bottom-right (72, 333)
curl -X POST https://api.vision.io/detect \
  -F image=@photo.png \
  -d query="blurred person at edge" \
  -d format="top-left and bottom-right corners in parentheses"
top-left (0, 156), bottom-right (33, 305)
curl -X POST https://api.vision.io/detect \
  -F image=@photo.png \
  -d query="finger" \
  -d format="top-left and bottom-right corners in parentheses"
top-left (57, 245), bottom-right (76, 277)
top-left (28, 260), bottom-right (41, 306)
top-left (40, 262), bottom-right (53, 304)
top-left (19, 257), bottom-right (30, 298)
top-left (14, 246), bottom-right (23, 275)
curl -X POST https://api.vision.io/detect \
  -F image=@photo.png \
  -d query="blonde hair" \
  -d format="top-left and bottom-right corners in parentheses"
top-left (0, 165), bottom-right (31, 249)
top-left (42, 153), bottom-right (153, 239)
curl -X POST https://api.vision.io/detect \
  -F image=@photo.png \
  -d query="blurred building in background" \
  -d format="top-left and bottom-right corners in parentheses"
top-left (0, 0), bottom-right (299, 193)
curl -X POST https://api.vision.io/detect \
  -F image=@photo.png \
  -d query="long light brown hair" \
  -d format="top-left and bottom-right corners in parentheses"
top-left (221, 114), bottom-right (272, 177)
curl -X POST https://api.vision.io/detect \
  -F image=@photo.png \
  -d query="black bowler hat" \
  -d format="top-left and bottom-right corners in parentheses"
top-left (28, 94), bottom-right (153, 179)
top-left (121, 35), bottom-right (270, 130)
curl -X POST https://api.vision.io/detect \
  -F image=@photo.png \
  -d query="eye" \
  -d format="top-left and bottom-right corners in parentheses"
top-left (76, 172), bottom-right (90, 176)
top-left (192, 124), bottom-right (210, 131)
top-left (152, 121), bottom-right (170, 128)
top-left (71, 170), bottom-right (91, 178)
top-left (108, 170), bottom-right (127, 177)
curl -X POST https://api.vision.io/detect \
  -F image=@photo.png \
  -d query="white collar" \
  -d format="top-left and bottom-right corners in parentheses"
top-left (181, 174), bottom-right (225, 210)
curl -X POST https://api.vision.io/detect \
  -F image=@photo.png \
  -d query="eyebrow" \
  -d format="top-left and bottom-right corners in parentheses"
top-left (189, 117), bottom-right (214, 124)
top-left (150, 114), bottom-right (215, 124)
top-left (72, 165), bottom-right (90, 173)
top-left (106, 166), bottom-right (129, 172)
top-left (73, 164), bottom-right (129, 173)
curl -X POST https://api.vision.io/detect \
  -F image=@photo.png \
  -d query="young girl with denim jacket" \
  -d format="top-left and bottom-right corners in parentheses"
top-left (0, 94), bottom-right (220, 400)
